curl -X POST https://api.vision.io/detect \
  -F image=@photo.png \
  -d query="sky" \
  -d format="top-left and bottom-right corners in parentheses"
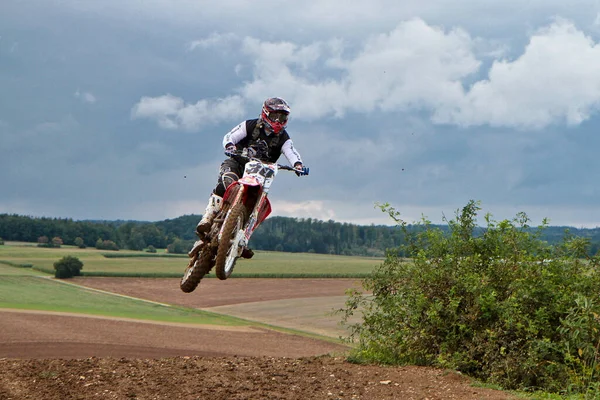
top-left (2, 0), bottom-right (600, 228)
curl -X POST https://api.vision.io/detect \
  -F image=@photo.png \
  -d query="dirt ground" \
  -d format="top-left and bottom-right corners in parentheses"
top-left (0, 277), bottom-right (516, 399)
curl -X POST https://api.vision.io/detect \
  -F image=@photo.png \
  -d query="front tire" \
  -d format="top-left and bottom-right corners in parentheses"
top-left (180, 246), bottom-right (213, 293)
top-left (215, 203), bottom-right (246, 280)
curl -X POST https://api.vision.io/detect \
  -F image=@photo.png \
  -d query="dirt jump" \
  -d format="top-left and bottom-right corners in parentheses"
top-left (0, 278), bottom-right (515, 399)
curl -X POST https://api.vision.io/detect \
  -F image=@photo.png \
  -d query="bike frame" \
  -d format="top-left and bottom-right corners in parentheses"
top-left (220, 159), bottom-right (278, 244)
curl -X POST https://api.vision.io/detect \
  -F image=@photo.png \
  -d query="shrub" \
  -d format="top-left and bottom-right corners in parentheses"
top-left (167, 238), bottom-right (192, 254)
top-left (74, 237), bottom-right (86, 249)
top-left (37, 236), bottom-right (63, 248)
top-left (0, 237), bottom-right (4, 245)
top-left (53, 256), bottom-right (84, 279)
top-left (341, 200), bottom-right (600, 395)
top-left (146, 245), bottom-right (157, 253)
top-left (95, 239), bottom-right (119, 251)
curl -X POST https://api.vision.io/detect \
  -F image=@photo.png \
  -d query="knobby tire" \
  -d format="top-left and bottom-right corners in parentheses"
top-left (180, 246), bottom-right (213, 293)
top-left (215, 203), bottom-right (246, 280)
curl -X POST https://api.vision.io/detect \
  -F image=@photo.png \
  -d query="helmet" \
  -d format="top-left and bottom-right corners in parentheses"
top-left (260, 97), bottom-right (290, 134)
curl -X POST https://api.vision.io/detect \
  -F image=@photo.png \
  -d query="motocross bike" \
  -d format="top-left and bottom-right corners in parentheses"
top-left (180, 148), bottom-right (309, 293)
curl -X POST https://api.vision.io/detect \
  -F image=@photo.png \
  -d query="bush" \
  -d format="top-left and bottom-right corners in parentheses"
top-left (167, 239), bottom-right (192, 254)
top-left (95, 239), bottom-right (119, 251)
top-left (37, 236), bottom-right (63, 248)
top-left (53, 256), bottom-right (84, 279)
top-left (146, 245), bottom-right (157, 253)
top-left (341, 200), bottom-right (600, 395)
top-left (0, 237), bottom-right (4, 245)
top-left (74, 237), bottom-right (86, 249)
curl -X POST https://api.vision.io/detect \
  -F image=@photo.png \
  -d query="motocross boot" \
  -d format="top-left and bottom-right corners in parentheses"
top-left (241, 247), bottom-right (254, 259)
top-left (196, 193), bottom-right (223, 236)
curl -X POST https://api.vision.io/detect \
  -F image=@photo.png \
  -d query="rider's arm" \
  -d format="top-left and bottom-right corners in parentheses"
top-left (222, 122), bottom-right (248, 149)
top-left (281, 139), bottom-right (302, 167)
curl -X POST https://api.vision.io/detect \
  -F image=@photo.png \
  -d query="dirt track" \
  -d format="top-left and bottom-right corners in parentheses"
top-left (0, 277), bottom-right (515, 399)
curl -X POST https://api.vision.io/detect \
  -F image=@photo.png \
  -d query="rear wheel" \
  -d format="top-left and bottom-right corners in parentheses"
top-left (215, 203), bottom-right (246, 280)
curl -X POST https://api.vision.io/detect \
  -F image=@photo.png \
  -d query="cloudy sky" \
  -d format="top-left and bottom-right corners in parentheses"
top-left (2, 0), bottom-right (600, 227)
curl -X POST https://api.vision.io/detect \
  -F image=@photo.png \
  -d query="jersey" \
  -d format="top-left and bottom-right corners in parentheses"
top-left (222, 119), bottom-right (302, 166)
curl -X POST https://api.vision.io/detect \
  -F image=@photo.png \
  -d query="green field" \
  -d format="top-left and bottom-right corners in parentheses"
top-left (0, 263), bottom-right (46, 276)
top-left (0, 242), bottom-right (383, 277)
top-left (0, 273), bottom-right (248, 326)
top-left (0, 241), bottom-right (376, 332)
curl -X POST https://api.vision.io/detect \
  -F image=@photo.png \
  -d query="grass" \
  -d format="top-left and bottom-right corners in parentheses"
top-left (0, 242), bottom-right (383, 277)
top-left (0, 263), bottom-right (47, 276)
top-left (0, 275), bottom-right (248, 326)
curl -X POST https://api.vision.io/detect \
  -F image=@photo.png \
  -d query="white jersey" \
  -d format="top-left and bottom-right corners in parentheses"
top-left (223, 120), bottom-right (303, 166)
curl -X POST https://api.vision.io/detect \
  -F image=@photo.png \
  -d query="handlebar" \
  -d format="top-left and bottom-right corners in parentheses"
top-left (225, 150), bottom-right (309, 176)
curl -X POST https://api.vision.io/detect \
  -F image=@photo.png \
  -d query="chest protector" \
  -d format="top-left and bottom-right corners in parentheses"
top-left (238, 119), bottom-right (290, 163)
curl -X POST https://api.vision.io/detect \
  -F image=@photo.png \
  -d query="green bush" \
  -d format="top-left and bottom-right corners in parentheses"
top-left (53, 256), bottom-right (84, 279)
top-left (146, 245), bottom-right (157, 253)
top-left (167, 238), bottom-right (192, 254)
top-left (74, 237), bottom-right (86, 249)
top-left (95, 239), bottom-right (119, 251)
top-left (341, 200), bottom-right (600, 395)
top-left (0, 237), bottom-right (4, 245)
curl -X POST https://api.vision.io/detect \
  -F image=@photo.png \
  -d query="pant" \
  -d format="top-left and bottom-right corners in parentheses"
top-left (213, 158), bottom-right (245, 197)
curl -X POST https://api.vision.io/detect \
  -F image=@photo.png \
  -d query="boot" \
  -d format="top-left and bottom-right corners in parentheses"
top-left (196, 194), bottom-right (223, 235)
top-left (241, 247), bottom-right (254, 259)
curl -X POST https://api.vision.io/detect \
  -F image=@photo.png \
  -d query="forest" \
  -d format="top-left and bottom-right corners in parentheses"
top-left (1, 213), bottom-right (600, 257)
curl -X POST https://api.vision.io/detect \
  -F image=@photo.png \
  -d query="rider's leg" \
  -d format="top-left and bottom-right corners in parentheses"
top-left (196, 159), bottom-right (243, 236)
top-left (196, 192), bottom-right (223, 235)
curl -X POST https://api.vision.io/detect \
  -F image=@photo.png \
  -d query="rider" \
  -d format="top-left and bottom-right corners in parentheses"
top-left (195, 97), bottom-right (305, 255)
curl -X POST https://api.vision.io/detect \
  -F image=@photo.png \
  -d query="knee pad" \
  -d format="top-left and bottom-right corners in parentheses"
top-left (221, 171), bottom-right (239, 189)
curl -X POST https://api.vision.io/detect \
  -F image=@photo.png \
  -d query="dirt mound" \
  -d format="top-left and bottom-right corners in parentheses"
top-left (0, 278), bottom-right (515, 399)
top-left (0, 356), bottom-right (514, 400)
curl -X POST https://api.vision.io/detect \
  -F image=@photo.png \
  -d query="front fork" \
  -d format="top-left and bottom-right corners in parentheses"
top-left (242, 192), bottom-right (267, 243)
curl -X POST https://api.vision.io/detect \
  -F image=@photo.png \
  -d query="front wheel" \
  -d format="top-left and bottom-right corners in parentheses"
top-left (180, 246), bottom-right (213, 293)
top-left (215, 203), bottom-right (246, 280)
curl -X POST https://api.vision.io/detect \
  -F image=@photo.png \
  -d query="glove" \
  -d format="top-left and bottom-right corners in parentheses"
top-left (225, 143), bottom-right (236, 152)
top-left (225, 143), bottom-right (236, 157)
top-left (294, 163), bottom-right (309, 177)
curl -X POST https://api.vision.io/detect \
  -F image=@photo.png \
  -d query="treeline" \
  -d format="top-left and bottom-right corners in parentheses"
top-left (1, 213), bottom-right (600, 256)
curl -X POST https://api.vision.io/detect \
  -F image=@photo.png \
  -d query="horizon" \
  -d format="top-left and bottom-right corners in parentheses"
top-left (3, 210), bottom-right (599, 231)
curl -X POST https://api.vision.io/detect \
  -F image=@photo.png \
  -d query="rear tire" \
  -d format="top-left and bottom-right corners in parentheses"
top-left (215, 203), bottom-right (246, 280)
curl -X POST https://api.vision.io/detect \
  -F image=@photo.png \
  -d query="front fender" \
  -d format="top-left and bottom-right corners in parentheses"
top-left (222, 181), bottom-right (241, 203)
top-left (238, 176), bottom-right (262, 186)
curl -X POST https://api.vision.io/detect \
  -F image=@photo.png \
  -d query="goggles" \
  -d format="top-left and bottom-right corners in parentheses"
top-left (266, 110), bottom-right (288, 123)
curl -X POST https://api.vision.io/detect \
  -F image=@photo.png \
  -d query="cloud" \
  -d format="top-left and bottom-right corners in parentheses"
top-left (273, 200), bottom-right (336, 221)
top-left (436, 19), bottom-right (600, 128)
top-left (165, 18), bottom-right (600, 130)
top-left (594, 12), bottom-right (600, 28)
top-left (130, 94), bottom-right (246, 131)
top-left (74, 89), bottom-right (97, 104)
top-left (187, 32), bottom-right (238, 51)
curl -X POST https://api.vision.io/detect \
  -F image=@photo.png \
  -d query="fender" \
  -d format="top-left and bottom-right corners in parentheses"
top-left (238, 175), bottom-right (262, 186)
top-left (222, 181), bottom-right (241, 203)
